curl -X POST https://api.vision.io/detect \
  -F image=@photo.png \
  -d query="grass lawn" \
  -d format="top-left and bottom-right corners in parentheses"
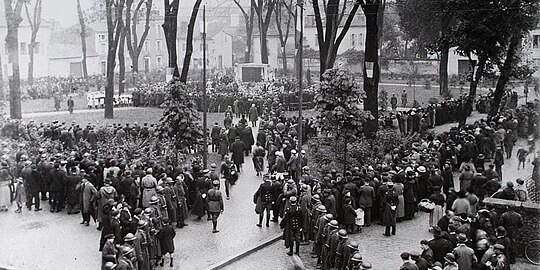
top-left (22, 107), bottom-right (227, 128)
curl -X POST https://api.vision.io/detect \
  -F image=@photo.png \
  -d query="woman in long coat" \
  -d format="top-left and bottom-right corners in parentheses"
top-left (97, 180), bottom-right (118, 224)
top-left (428, 186), bottom-right (445, 227)
top-left (393, 179), bottom-right (405, 222)
top-left (0, 168), bottom-right (12, 211)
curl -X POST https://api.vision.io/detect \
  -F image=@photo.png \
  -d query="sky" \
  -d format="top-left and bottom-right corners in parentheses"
top-left (41, 0), bottom-right (249, 28)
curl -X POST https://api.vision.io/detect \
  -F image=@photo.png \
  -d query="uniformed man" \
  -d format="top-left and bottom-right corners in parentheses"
top-left (101, 234), bottom-right (117, 269)
top-left (346, 252), bottom-right (363, 270)
top-left (340, 241), bottom-right (359, 270)
top-left (320, 220), bottom-right (339, 268)
top-left (323, 220), bottom-right (340, 269)
top-left (334, 229), bottom-right (349, 270)
top-left (313, 213), bottom-right (333, 264)
top-left (254, 175), bottom-right (274, 227)
top-left (280, 196), bottom-right (303, 256)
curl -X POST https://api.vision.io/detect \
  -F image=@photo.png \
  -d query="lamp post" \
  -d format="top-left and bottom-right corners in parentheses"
top-left (202, 4), bottom-right (208, 168)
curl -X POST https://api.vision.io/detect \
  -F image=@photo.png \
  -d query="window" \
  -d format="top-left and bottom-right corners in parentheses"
top-left (156, 23), bottom-right (161, 34)
top-left (144, 41), bottom-right (148, 51)
top-left (533, 35), bottom-right (540, 49)
top-left (20, 42), bottom-right (27, 54)
top-left (144, 57), bottom-right (150, 72)
top-left (358, 34), bottom-right (364, 47)
top-left (183, 43), bottom-right (186, 51)
top-left (100, 43), bottom-right (106, 54)
top-left (156, 40), bottom-right (162, 51)
top-left (350, 34), bottom-right (356, 47)
top-left (34, 42), bottom-right (40, 54)
top-left (99, 34), bottom-right (106, 41)
top-left (101, 61), bottom-right (106, 75)
top-left (156, 56), bottom-right (162, 67)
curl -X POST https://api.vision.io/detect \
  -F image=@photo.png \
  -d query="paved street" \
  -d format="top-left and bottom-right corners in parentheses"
top-left (0, 109), bottom-right (537, 270)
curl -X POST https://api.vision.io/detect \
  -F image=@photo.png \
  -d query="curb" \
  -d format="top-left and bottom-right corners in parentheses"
top-left (208, 233), bottom-right (282, 270)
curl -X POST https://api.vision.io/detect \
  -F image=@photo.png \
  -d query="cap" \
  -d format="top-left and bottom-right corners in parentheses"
top-left (338, 229), bottom-right (348, 238)
top-left (150, 196), bottom-right (159, 204)
top-left (316, 205), bottom-right (327, 212)
top-left (347, 241), bottom-right (359, 250)
top-left (124, 233), bottom-right (136, 242)
top-left (328, 220), bottom-right (339, 228)
top-left (493, 243), bottom-right (505, 250)
top-left (444, 253), bottom-right (456, 263)
top-left (351, 253), bottom-right (363, 262)
top-left (212, 179), bottom-right (220, 186)
top-left (289, 196), bottom-right (297, 203)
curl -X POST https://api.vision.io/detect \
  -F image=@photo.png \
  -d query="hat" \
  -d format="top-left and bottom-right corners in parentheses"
top-left (324, 214), bottom-right (334, 221)
top-left (495, 226), bottom-right (506, 236)
top-left (124, 233), bottom-right (136, 242)
top-left (120, 246), bottom-right (134, 255)
top-left (316, 205), bottom-right (327, 212)
top-left (212, 179), bottom-right (220, 186)
top-left (104, 262), bottom-right (117, 270)
top-left (156, 186), bottom-right (164, 192)
top-left (361, 262), bottom-right (372, 269)
top-left (431, 226), bottom-right (442, 236)
top-left (410, 251), bottom-right (421, 258)
top-left (313, 194), bottom-right (321, 201)
top-left (111, 210), bottom-right (119, 216)
top-left (338, 229), bottom-right (348, 239)
top-left (457, 233), bottom-right (468, 243)
top-left (104, 234), bottom-right (115, 239)
top-left (146, 168), bottom-right (153, 174)
top-left (328, 220), bottom-right (339, 228)
top-left (138, 220), bottom-right (147, 227)
top-left (347, 241), bottom-right (359, 250)
top-left (202, 169), bottom-right (210, 174)
top-left (144, 208), bottom-right (152, 214)
top-left (444, 253), bottom-right (456, 263)
top-left (287, 179), bottom-right (295, 184)
top-left (289, 196), bottom-right (297, 203)
top-left (516, 178), bottom-right (524, 184)
top-left (417, 166), bottom-right (426, 173)
top-left (150, 196), bottom-right (159, 204)
top-left (351, 253), bottom-right (363, 262)
top-left (301, 150), bottom-right (306, 154)
top-left (493, 243), bottom-right (505, 250)
top-left (210, 163), bottom-right (217, 168)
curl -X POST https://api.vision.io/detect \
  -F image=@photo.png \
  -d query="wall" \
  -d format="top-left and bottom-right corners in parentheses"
top-left (482, 197), bottom-right (540, 258)
top-left (48, 56), bottom-right (101, 77)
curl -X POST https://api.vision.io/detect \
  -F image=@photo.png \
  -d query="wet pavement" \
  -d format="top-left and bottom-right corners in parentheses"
top-left (0, 110), bottom-right (537, 270)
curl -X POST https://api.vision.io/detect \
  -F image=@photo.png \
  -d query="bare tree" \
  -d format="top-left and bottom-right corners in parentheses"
top-left (77, 0), bottom-right (89, 80)
top-left (104, 0), bottom-right (125, 119)
top-left (179, 0), bottom-right (203, 83)
top-left (126, 0), bottom-right (152, 74)
top-left (274, 0), bottom-right (293, 74)
top-left (118, 26), bottom-right (126, 94)
top-left (0, 53), bottom-right (4, 100)
top-left (252, 0), bottom-right (277, 64)
top-left (232, 0), bottom-right (255, 63)
top-left (23, 0), bottom-right (42, 86)
top-left (4, 0), bottom-right (24, 119)
top-left (311, 0), bottom-right (361, 78)
top-left (163, 0), bottom-right (180, 79)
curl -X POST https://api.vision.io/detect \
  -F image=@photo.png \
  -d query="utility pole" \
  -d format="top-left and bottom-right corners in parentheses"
top-left (295, 0), bottom-right (303, 177)
top-left (202, 4), bottom-right (208, 168)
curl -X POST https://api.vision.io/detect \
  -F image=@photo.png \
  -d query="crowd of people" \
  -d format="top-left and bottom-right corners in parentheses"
top-left (0, 77), bottom-right (538, 270)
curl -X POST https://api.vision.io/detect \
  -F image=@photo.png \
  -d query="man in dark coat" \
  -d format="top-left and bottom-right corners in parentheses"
top-left (358, 181), bottom-right (375, 226)
top-left (49, 163), bottom-right (66, 212)
top-left (65, 167), bottom-right (82, 214)
top-left (157, 217), bottom-right (176, 267)
top-left (254, 176), bottom-right (273, 227)
top-left (23, 163), bottom-right (41, 210)
top-left (428, 226), bottom-right (453, 264)
top-left (382, 182), bottom-right (399, 236)
top-left (119, 171), bottom-right (137, 210)
top-left (280, 196), bottom-right (303, 256)
top-left (210, 123), bottom-right (221, 153)
top-left (230, 137), bottom-right (246, 172)
top-left (499, 206), bottom-right (523, 263)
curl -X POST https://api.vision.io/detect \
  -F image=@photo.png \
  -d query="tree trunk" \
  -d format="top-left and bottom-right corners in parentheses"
top-left (27, 40), bottom-right (35, 85)
top-left (0, 53), bottom-right (4, 100)
top-left (179, 0), bottom-right (202, 83)
top-left (281, 46), bottom-right (287, 74)
top-left (439, 45), bottom-right (449, 96)
top-left (4, 0), bottom-right (23, 119)
top-left (163, 0), bottom-right (180, 80)
top-left (260, 26), bottom-right (269, 64)
top-left (490, 34), bottom-right (521, 116)
top-left (118, 29), bottom-right (126, 95)
top-left (104, 0), bottom-right (125, 119)
top-left (362, 2), bottom-right (380, 137)
top-left (468, 54), bottom-right (486, 103)
top-left (77, 0), bottom-right (88, 79)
